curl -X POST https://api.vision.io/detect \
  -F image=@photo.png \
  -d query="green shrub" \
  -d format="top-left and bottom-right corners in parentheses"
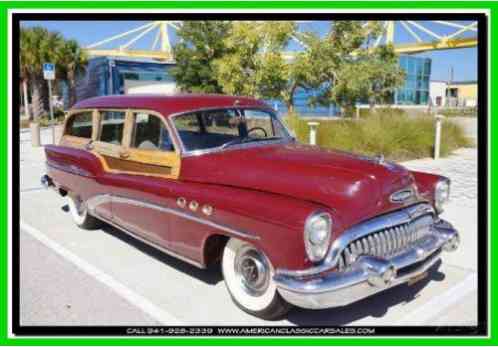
top-left (283, 111), bottom-right (471, 161)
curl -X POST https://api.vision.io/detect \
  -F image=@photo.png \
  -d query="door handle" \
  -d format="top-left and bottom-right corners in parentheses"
top-left (119, 149), bottom-right (130, 159)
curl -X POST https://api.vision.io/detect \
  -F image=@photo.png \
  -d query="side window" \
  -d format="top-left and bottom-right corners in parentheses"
top-left (202, 110), bottom-right (239, 136)
top-left (65, 111), bottom-right (93, 138)
top-left (99, 110), bottom-right (126, 145)
top-left (174, 113), bottom-right (200, 134)
top-left (130, 112), bottom-right (174, 151)
top-left (243, 109), bottom-right (287, 138)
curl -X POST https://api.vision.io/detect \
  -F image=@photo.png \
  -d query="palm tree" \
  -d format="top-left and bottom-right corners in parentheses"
top-left (20, 27), bottom-right (63, 120)
top-left (57, 39), bottom-right (88, 108)
top-left (20, 28), bottom-right (34, 119)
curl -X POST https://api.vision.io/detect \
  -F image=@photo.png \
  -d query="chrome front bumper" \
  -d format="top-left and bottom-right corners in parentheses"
top-left (274, 220), bottom-right (459, 310)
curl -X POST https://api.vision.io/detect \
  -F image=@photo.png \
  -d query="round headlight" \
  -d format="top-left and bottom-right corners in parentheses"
top-left (435, 179), bottom-right (450, 213)
top-left (304, 212), bottom-right (332, 262)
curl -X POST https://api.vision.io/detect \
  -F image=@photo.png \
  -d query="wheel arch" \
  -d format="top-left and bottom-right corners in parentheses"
top-left (202, 233), bottom-right (230, 268)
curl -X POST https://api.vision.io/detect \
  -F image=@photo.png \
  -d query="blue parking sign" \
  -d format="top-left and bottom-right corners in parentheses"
top-left (43, 63), bottom-right (55, 80)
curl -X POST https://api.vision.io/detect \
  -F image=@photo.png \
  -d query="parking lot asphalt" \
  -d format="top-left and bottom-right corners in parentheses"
top-left (18, 129), bottom-right (479, 326)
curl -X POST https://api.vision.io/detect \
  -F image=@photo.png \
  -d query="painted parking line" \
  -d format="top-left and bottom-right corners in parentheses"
top-left (20, 220), bottom-right (185, 326)
top-left (397, 272), bottom-right (477, 325)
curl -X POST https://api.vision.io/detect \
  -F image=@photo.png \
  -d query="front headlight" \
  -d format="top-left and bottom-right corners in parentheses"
top-left (435, 179), bottom-right (451, 213)
top-left (304, 212), bottom-right (332, 262)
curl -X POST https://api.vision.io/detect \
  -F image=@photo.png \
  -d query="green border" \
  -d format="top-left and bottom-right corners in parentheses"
top-left (3, 1), bottom-right (493, 345)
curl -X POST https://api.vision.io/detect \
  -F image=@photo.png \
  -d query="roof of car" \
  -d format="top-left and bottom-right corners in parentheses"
top-left (72, 94), bottom-right (270, 118)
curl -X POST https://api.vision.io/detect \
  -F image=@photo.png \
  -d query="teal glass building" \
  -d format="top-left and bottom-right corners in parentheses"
top-left (269, 55), bottom-right (432, 116)
top-left (395, 55), bottom-right (432, 105)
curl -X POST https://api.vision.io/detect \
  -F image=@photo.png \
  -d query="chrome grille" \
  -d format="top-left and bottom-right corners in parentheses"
top-left (338, 214), bottom-right (433, 271)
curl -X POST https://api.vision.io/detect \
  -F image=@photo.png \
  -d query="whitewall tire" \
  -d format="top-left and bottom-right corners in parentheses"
top-left (66, 194), bottom-right (102, 230)
top-left (222, 238), bottom-right (291, 320)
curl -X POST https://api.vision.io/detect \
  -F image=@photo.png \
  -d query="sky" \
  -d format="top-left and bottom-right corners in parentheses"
top-left (20, 20), bottom-right (478, 82)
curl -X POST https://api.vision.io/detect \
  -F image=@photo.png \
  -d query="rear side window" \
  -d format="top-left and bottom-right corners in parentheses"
top-left (65, 111), bottom-right (93, 138)
top-left (99, 110), bottom-right (126, 145)
top-left (131, 112), bottom-right (174, 151)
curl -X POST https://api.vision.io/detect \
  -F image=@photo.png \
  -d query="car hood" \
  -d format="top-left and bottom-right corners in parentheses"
top-left (180, 142), bottom-right (417, 230)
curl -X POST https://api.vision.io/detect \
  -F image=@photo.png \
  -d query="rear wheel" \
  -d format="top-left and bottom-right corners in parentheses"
top-left (222, 238), bottom-right (291, 320)
top-left (67, 194), bottom-right (102, 230)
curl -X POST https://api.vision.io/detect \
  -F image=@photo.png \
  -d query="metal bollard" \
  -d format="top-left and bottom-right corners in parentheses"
top-left (434, 114), bottom-right (445, 160)
top-left (307, 122), bottom-right (320, 145)
top-left (54, 124), bottom-right (64, 145)
top-left (30, 122), bottom-right (41, 147)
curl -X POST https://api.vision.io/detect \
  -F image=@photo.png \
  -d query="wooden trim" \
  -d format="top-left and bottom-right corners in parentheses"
top-left (62, 107), bottom-right (181, 180)
top-left (91, 109), bottom-right (100, 141)
top-left (124, 109), bottom-right (181, 179)
top-left (91, 151), bottom-right (178, 179)
top-left (122, 110), bottom-right (133, 149)
top-left (92, 140), bottom-right (122, 158)
top-left (60, 135), bottom-right (91, 149)
top-left (62, 108), bottom-right (96, 144)
top-left (128, 109), bottom-right (180, 154)
top-left (95, 108), bottom-right (128, 144)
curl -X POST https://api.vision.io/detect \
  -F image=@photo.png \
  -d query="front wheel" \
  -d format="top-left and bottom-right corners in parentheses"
top-left (222, 238), bottom-right (291, 320)
top-left (66, 194), bottom-right (102, 230)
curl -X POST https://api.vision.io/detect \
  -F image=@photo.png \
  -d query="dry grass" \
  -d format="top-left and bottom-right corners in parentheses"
top-left (284, 110), bottom-right (471, 161)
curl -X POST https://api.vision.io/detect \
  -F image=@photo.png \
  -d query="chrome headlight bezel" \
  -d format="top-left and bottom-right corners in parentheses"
top-left (304, 211), bottom-right (332, 263)
top-left (435, 178), bottom-right (451, 213)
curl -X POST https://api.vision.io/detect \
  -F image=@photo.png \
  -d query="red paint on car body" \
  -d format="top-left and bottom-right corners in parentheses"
top-left (45, 94), bottom-right (446, 272)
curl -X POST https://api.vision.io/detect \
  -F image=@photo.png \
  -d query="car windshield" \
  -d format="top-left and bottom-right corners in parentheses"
top-left (173, 108), bottom-right (291, 153)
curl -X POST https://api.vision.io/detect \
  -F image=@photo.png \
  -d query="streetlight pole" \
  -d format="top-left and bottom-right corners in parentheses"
top-left (47, 79), bottom-right (55, 144)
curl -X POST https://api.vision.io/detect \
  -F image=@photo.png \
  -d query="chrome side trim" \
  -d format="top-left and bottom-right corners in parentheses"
top-left (86, 194), bottom-right (113, 214)
top-left (97, 214), bottom-right (206, 269)
top-left (276, 203), bottom-right (435, 277)
top-left (46, 161), bottom-right (94, 178)
top-left (86, 194), bottom-right (259, 241)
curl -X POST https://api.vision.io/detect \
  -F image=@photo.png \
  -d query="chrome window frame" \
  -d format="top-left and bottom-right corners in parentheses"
top-left (167, 106), bottom-right (295, 157)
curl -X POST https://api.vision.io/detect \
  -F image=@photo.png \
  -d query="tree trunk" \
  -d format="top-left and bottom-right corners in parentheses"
top-left (342, 103), bottom-right (355, 118)
top-left (286, 84), bottom-right (297, 116)
top-left (31, 77), bottom-right (49, 120)
top-left (22, 79), bottom-right (31, 120)
top-left (286, 101), bottom-right (294, 115)
top-left (68, 73), bottom-right (77, 108)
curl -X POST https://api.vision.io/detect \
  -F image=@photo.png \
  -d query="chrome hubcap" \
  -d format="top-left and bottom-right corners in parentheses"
top-left (234, 246), bottom-right (270, 297)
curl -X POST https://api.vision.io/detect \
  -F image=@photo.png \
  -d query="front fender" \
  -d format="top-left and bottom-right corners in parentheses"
top-left (410, 170), bottom-right (448, 208)
top-left (172, 180), bottom-right (334, 271)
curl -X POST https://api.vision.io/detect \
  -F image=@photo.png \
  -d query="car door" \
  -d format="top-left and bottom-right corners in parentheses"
top-left (97, 109), bottom-right (181, 249)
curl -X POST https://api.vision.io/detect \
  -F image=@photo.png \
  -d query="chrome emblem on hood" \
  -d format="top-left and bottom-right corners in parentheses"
top-left (390, 188), bottom-right (414, 203)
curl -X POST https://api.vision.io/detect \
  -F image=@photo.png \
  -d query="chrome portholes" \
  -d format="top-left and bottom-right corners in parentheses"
top-left (85, 194), bottom-right (259, 241)
top-left (177, 197), bottom-right (187, 208)
top-left (189, 200), bottom-right (199, 211)
top-left (202, 204), bottom-right (213, 216)
top-left (179, 199), bottom-right (214, 216)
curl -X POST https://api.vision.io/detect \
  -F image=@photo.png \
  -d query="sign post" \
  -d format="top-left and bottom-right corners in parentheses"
top-left (43, 63), bottom-right (56, 144)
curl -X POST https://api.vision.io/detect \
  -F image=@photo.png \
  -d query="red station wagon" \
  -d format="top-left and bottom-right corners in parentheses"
top-left (42, 94), bottom-right (460, 319)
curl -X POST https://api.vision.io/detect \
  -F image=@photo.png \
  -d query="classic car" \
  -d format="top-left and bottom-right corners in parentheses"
top-left (42, 94), bottom-right (459, 320)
